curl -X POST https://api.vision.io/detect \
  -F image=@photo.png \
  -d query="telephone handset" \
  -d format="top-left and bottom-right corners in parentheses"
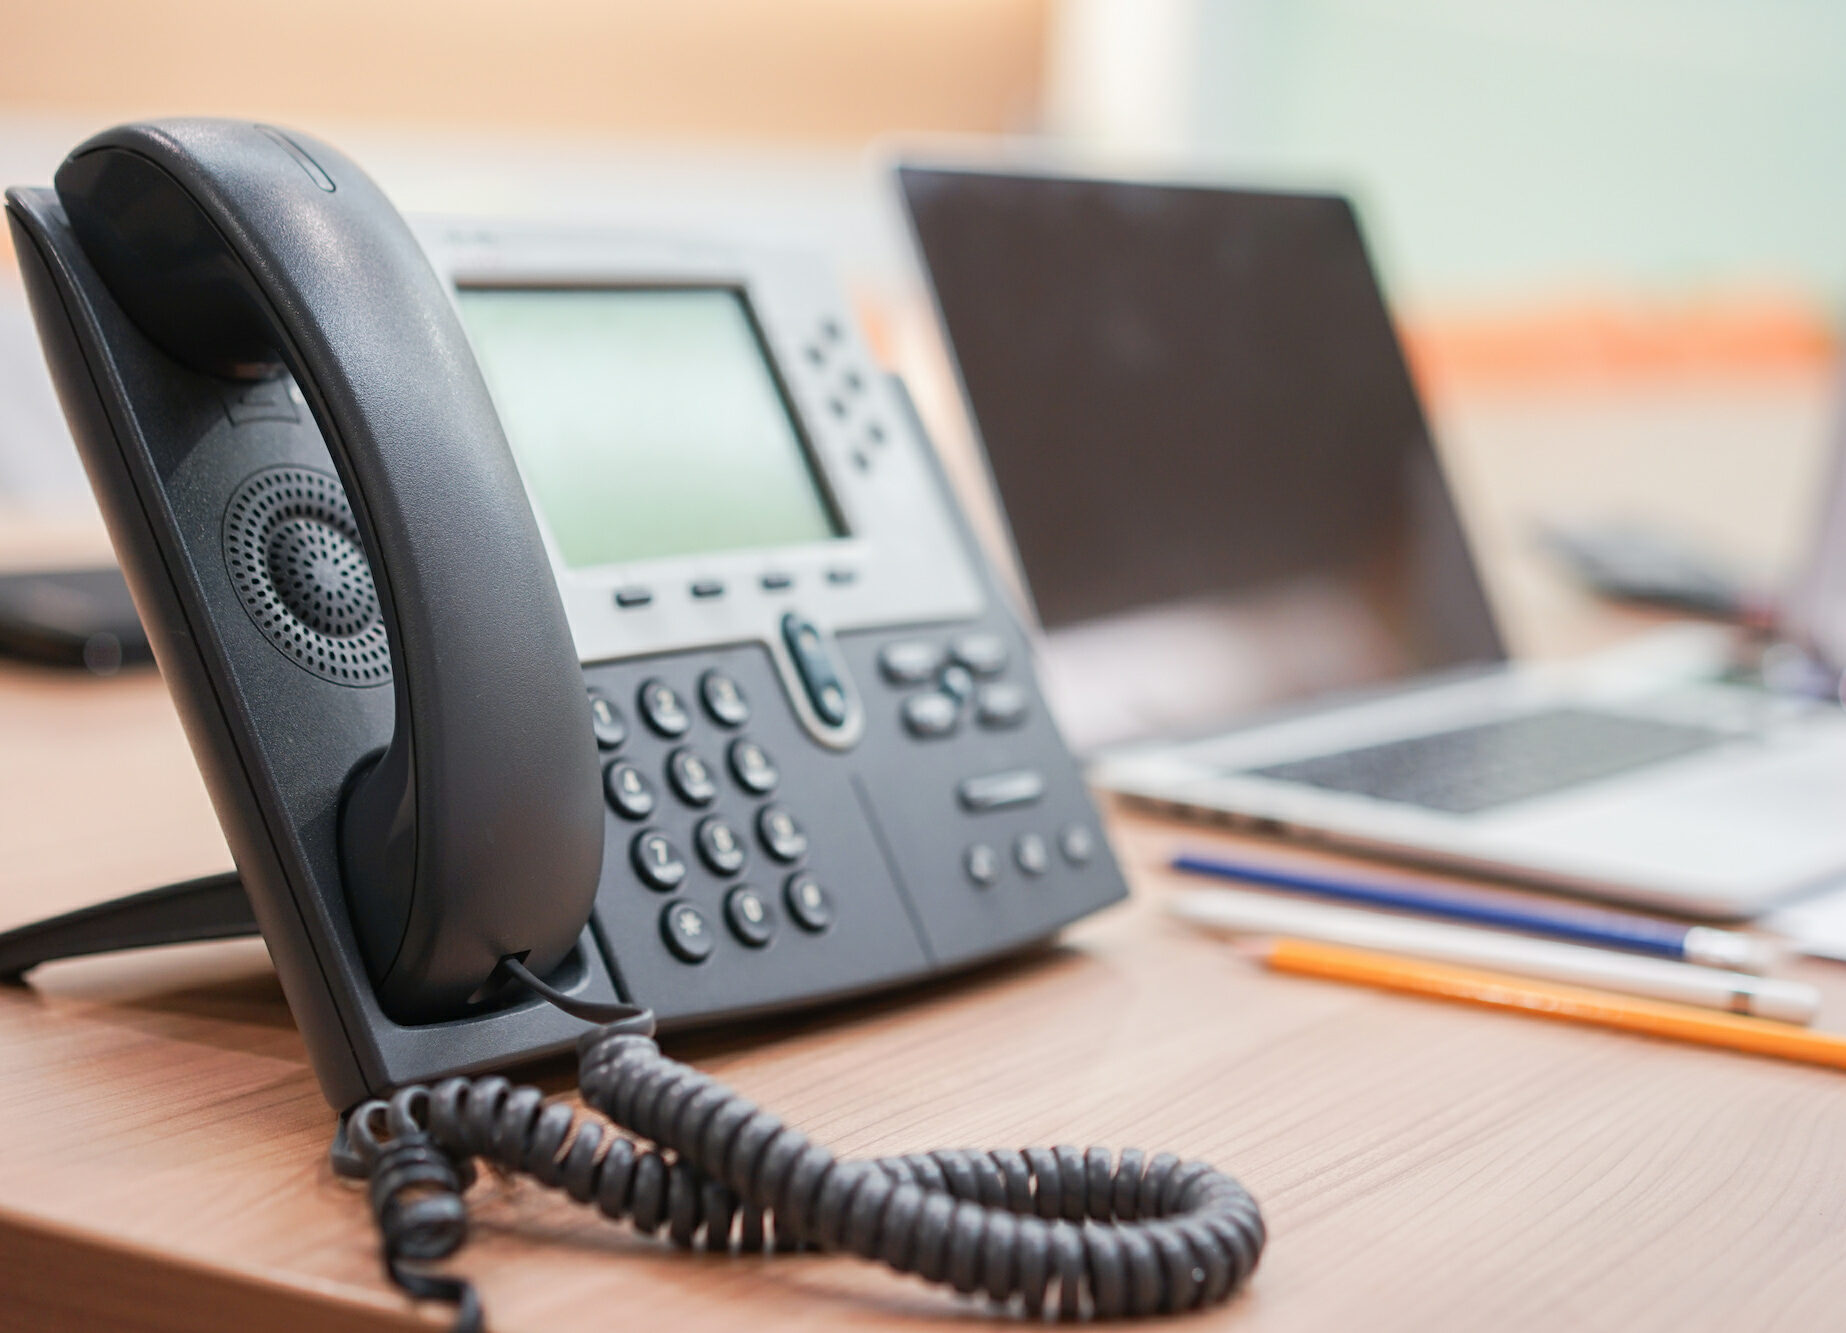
top-left (5, 120), bottom-right (1262, 1322)
top-left (47, 120), bottom-right (601, 1023)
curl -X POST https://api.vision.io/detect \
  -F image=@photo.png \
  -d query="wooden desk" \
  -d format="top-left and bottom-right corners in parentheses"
top-left (3, 366), bottom-right (1846, 1331)
top-left (4, 648), bottom-right (1846, 1333)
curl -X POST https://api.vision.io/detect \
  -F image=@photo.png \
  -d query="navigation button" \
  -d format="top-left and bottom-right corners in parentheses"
top-left (724, 885), bottom-right (775, 947)
top-left (957, 769), bottom-right (1046, 812)
top-left (638, 679), bottom-right (690, 737)
top-left (781, 613), bottom-right (853, 728)
top-left (604, 762), bottom-right (656, 820)
top-left (784, 873), bottom-right (833, 932)
top-left (661, 901), bottom-right (714, 962)
top-left (632, 830), bottom-right (687, 891)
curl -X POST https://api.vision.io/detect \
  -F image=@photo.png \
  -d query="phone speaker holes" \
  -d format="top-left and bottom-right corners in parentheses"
top-left (223, 466), bottom-right (392, 686)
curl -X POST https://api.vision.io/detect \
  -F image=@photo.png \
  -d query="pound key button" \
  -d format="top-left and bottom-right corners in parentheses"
top-left (700, 670), bottom-right (750, 728)
top-left (728, 738), bottom-right (779, 795)
top-left (667, 747), bottom-right (719, 806)
top-left (724, 885), bottom-right (776, 948)
top-left (784, 873), bottom-right (833, 932)
top-left (604, 762), bottom-right (656, 820)
top-left (902, 691), bottom-right (959, 739)
top-left (638, 678), bottom-right (691, 737)
top-left (588, 690), bottom-right (628, 750)
top-left (696, 815), bottom-right (747, 876)
top-left (758, 805), bottom-right (809, 863)
top-left (632, 830), bottom-right (688, 892)
top-left (661, 901), bottom-right (715, 963)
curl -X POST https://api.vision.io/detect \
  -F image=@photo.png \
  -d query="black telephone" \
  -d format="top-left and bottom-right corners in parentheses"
top-left (3, 120), bottom-right (1261, 1325)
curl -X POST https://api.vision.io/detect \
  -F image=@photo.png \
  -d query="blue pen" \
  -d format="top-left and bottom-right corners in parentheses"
top-left (1170, 852), bottom-right (1776, 974)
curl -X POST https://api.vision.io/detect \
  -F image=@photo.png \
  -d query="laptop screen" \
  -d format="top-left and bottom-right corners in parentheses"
top-left (899, 166), bottom-right (1504, 748)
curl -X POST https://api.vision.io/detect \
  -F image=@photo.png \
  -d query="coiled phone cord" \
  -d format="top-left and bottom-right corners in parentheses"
top-left (333, 961), bottom-right (1266, 1331)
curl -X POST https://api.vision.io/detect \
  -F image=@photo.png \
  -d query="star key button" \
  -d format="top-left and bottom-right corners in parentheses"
top-left (661, 901), bottom-right (715, 962)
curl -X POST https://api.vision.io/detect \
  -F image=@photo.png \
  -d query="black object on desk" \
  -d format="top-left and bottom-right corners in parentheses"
top-left (0, 565), bottom-right (151, 672)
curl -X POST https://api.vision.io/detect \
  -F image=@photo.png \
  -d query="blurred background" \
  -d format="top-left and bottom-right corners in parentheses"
top-left (2, 0), bottom-right (1842, 658)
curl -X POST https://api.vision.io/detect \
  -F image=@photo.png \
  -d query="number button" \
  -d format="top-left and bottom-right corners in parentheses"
top-left (667, 748), bottom-right (718, 806)
top-left (728, 738), bottom-right (779, 795)
top-left (783, 873), bottom-right (833, 932)
top-left (724, 885), bottom-right (775, 947)
top-left (603, 762), bottom-right (656, 820)
top-left (661, 901), bottom-right (715, 962)
top-left (700, 670), bottom-right (750, 728)
top-left (631, 830), bottom-right (688, 891)
top-left (638, 678), bottom-right (690, 737)
top-left (757, 805), bottom-right (809, 863)
top-left (588, 690), bottom-right (628, 750)
top-left (696, 815), bottom-right (747, 876)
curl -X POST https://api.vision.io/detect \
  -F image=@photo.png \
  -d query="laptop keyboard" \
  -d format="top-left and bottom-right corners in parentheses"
top-left (1245, 707), bottom-right (1729, 815)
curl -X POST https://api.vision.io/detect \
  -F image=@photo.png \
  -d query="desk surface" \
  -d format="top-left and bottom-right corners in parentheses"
top-left (5, 649), bottom-right (1846, 1333)
top-left (4, 374), bottom-right (1846, 1332)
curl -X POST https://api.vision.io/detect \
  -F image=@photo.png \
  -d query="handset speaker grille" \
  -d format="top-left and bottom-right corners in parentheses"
top-left (223, 466), bottom-right (392, 686)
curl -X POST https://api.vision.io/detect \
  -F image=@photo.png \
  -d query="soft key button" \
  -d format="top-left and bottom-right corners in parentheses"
top-left (879, 639), bottom-right (944, 685)
top-left (902, 692), bottom-right (959, 739)
top-left (781, 613), bottom-right (852, 727)
top-left (975, 683), bottom-right (1029, 730)
top-left (950, 632), bottom-right (1009, 678)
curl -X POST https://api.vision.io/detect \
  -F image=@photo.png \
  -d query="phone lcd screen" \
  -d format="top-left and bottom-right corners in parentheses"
top-left (456, 286), bottom-right (843, 569)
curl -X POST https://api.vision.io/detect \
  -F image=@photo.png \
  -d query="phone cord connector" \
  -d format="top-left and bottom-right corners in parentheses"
top-left (335, 997), bottom-right (1264, 1330)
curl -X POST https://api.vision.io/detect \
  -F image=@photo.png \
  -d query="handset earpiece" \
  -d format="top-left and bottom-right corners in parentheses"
top-left (54, 119), bottom-right (602, 1023)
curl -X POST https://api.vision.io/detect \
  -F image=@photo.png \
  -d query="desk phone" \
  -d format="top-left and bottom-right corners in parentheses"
top-left (2, 120), bottom-right (1260, 1325)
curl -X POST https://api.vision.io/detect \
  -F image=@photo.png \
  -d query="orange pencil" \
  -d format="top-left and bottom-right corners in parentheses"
top-left (1260, 936), bottom-right (1846, 1072)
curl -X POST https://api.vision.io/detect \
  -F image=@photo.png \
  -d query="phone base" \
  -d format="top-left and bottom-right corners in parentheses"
top-left (0, 871), bottom-right (256, 981)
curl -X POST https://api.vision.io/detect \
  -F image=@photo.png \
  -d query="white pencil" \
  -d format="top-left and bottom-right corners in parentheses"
top-left (1170, 887), bottom-right (1821, 1024)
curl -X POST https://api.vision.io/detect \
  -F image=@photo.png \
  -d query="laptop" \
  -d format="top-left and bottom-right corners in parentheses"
top-left (897, 163), bottom-right (1846, 919)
